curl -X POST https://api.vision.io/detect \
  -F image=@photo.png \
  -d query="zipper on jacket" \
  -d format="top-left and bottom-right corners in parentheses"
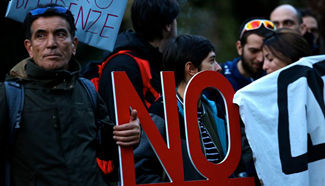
top-left (53, 108), bottom-right (71, 184)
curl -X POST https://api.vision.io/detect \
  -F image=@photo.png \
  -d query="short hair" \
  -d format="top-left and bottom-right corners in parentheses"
top-left (239, 18), bottom-right (276, 46)
top-left (263, 28), bottom-right (311, 65)
top-left (24, 4), bottom-right (76, 40)
top-left (163, 34), bottom-right (215, 86)
top-left (131, 0), bottom-right (179, 42)
top-left (272, 4), bottom-right (303, 24)
top-left (300, 8), bottom-right (317, 19)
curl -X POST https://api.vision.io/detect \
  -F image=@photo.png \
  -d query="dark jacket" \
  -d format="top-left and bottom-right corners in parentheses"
top-left (221, 58), bottom-right (260, 184)
top-left (0, 58), bottom-right (115, 186)
top-left (221, 57), bottom-right (255, 92)
top-left (134, 96), bottom-right (227, 183)
top-left (98, 30), bottom-right (162, 122)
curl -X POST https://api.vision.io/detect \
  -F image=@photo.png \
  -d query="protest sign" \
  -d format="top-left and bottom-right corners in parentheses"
top-left (112, 71), bottom-right (255, 186)
top-left (5, 0), bottom-right (127, 51)
top-left (234, 55), bottom-right (325, 186)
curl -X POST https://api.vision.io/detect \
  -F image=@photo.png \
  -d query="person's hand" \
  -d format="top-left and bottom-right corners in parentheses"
top-left (113, 109), bottom-right (140, 147)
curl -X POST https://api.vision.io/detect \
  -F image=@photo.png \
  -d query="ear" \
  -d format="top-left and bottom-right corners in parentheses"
top-left (299, 23), bottom-right (308, 35)
top-left (236, 40), bottom-right (243, 56)
top-left (185, 61), bottom-right (199, 78)
top-left (24, 39), bottom-right (33, 58)
top-left (72, 37), bottom-right (78, 55)
top-left (165, 23), bottom-right (172, 32)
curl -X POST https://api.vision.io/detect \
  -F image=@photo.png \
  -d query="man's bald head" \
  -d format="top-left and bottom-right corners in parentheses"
top-left (270, 4), bottom-right (306, 35)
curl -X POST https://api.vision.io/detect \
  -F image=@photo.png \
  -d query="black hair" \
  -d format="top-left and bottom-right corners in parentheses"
top-left (300, 8), bottom-right (317, 19)
top-left (131, 0), bottom-right (179, 42)
top-left (163, 34), bottom-right (215, 86)
top-left (263, 28), bottom-right (311, 64)
top-left (24, 3), bottom-right (76, 40)
top-left (239, 17), bottom-right (276, 46)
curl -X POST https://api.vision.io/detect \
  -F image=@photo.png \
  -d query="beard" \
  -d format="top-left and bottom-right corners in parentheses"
top-left (241, 54), bottom-right (263, 78)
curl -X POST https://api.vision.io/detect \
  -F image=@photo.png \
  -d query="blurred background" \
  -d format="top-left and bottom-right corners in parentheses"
top-left (1, 0), bottom-right (324, 81)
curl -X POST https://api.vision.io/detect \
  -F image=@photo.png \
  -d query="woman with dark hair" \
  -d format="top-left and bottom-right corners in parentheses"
top-left (262, 28), bottom-right (312, 74)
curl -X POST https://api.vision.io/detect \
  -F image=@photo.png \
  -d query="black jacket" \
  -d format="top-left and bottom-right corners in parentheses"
top-left (0, 58), bottom-right (115, 186)
top-left (98, 30), bottom-right (162, 122)
top-left (134, 96), bottom-right (227, 183)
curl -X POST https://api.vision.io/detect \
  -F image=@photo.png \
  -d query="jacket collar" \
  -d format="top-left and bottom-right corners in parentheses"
top-left (8, 57), bottom-right (81, 90)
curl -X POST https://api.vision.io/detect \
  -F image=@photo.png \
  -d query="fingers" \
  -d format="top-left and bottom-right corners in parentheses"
top-left (113, 125), bottom-right (140, 147)
top-left (129, 109), bottom-right (137, 121)
top-left (113, 112), bottom-right (141, 147)
top-left (113, 135), bottom-right (140, 147)
top-left (113, 120), bottom-right (139, 131)
top-left (113, 123), bottom-right (140, 135)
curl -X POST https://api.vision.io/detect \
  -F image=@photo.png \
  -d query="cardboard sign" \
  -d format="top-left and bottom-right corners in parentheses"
top-left (112, 71), bottom-right (255, 186)
top-left (5, 0), bottom-right (127, 51)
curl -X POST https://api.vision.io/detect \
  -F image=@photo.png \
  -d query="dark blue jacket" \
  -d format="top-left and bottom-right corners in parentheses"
top-left (221, 57), bottom-right (255, 92)
top-left (221, 57), bottom-right (262, 185)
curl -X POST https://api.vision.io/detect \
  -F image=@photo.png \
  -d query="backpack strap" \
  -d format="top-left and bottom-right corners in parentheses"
top-left (79, 77), bottom-right (97, 111)
top-left (79, 76), bottom-right (103, 141)
top-left (91, 50), bottom-right (134, 91)
top-left (4, 81), bottom-right (25, 186)
top-left (78, 77), bottom-right (116, 175)
top-left (4, 81), bottom-right (24, 144)
top-left (78, 77), bottom-right (103, 143)
top-left (129, 55), bottom-right (161, 108)
top-left (97, 50), bottom-right (160, 107)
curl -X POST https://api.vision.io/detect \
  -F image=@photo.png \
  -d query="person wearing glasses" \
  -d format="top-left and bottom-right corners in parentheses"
top-left (221, 18), bottom-right (276, 92)
top-left (263, 28), bottom-right (312, 74)
top-left (0, 4), bottom-right (140, 186)
top-left (221, 18), bottom-right (275, 185)
top-left (134, 34), bottom-right (226, 183)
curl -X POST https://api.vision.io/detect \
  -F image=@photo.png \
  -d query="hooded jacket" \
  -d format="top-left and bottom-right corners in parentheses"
top-left (98, 30), bottom-right (162, 121)
top-left (0, 58), bottom-right (115, 186)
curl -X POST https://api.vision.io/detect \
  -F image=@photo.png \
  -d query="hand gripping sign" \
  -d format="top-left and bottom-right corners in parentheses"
top-left (112, 71), bottom-right (255, 186)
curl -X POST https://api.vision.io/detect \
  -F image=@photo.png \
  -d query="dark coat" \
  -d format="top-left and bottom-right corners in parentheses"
top-left (221, 57), bottom-right (265, 92)
top-left (98, 30), bottom-right (162, 122)
top-left (0, 58), bottom-right (115, 186)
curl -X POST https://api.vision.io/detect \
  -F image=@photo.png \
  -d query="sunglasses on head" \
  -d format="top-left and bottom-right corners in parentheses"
top-left (30, 6), bottom-right (68, 16)
top-left (240, 19), bottom-right (276, 39)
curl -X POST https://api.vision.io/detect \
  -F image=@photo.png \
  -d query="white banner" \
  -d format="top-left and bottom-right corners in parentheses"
top-left (5, 0), bottom-right (128, 51)
top-left (233, 55), bottom-right (325, 186)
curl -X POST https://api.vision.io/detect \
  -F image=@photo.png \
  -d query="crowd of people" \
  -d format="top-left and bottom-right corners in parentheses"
top-left (1, 0), bottom-right (324, 186)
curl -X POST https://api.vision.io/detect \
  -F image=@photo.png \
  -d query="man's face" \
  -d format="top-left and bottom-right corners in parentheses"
top-left (24, 16), bottom-right (78, 70)
top-left (237, 34), bottom-right (264, 77)
top-left (160, 19), bottom-right (178, 53)
top-left (303, 16), bottom-right (319, 41)
top-left (170, 19), bottom-right (178, 39)
top-left (270, 6), bottom-right (302, 34)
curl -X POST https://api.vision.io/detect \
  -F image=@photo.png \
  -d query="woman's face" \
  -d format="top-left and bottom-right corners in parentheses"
top-left (199, 51), bottom-right (221, 72)
top-left (262, 46), bottom-right (288, 74)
